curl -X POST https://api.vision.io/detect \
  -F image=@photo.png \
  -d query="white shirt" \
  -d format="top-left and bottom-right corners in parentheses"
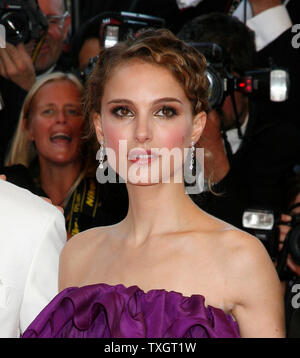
top-left (233, 3), bottom-right (292, 51)
top-left (226, 114), bottom-right (249, 154)
top-left (0, 180), bottom-right (66, 337)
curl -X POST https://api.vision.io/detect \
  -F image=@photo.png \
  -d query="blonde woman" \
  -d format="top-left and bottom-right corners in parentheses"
top-left (3, 72), bottom-right (128, 238)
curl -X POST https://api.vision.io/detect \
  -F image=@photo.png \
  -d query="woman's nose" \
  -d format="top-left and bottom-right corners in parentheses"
top-left (134, 116), bottom-right (152, 144)
top-left (55, 108), bottom-right (67, 123)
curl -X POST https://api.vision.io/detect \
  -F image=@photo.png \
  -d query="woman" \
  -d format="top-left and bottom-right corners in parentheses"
top-left (3, 72), bottom-right (128, 238)
top-left (22, 29), bottom-right (284, 338)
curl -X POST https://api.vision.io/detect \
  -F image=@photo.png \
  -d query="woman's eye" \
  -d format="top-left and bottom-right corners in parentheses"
top-left (42, 108), bottom-right (54, 116)
top-left (66, 108), bottom-right (81, 116)
top-left (155, 106), bottom-right (177, 118)
top-left (112, 106), bottom-right (134, 118)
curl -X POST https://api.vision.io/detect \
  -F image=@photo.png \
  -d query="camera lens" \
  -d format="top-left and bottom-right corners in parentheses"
top-left (206, 65), bottom-right (224, 109)
top-left (0, 12), bottom-right (30, 45)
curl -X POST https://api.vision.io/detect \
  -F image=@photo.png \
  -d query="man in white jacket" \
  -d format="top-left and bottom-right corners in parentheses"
top-left (0, 180), bottom-right (66, 337)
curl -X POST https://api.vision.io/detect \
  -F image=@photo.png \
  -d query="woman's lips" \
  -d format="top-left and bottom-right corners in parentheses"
top-left (128, 149), bottom-right (159, 165)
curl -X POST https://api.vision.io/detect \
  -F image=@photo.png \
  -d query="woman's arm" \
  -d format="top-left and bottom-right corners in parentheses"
top-left (228, 231), bottom-right (285, 337)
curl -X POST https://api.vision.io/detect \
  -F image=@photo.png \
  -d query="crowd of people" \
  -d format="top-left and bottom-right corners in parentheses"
top-left (0, 0), bottom-right (300, 338)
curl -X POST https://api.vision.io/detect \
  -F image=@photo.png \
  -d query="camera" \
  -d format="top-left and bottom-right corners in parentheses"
top-left (189, 42), bottom-right (290, 109)
top-left (0, 0), bottom-right (48, 46)
top-left (242, 208), bottom-right (300, 280)
top-left (99, 11), bottom-right (165, 49)
top-left (76, 11), bottom-right (165, 83)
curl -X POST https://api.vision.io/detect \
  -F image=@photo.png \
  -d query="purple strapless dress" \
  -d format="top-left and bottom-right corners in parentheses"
top-left (22, 283), bottom-right (240, 338)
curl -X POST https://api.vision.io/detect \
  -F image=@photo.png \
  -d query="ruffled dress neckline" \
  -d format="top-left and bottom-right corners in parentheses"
top-left (22, 282), bottom-right (240, 338)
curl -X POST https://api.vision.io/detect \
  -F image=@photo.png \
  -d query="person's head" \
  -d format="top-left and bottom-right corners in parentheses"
top-left (69, 14), bottom-right (103, 71)
top-left (85, 28), bottom-right (208, 185)
top-left (25, 0), bottom-right (71, 73)
top-left (79, 37), bottom-right (101, 71)
top-left (178, 13), bottom-right (256, 130)
top-left (5, 72), bottom-right (89, 170)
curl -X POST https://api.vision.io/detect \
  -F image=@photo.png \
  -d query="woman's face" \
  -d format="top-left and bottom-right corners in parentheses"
top-left (94, 60), bottom-right (206, 185)
top-left (27, 79), bottom-right (85, 166)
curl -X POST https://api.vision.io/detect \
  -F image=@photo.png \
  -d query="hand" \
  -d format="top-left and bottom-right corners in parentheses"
top-left (196, 109), bottom-right (230, 183)
top-left (278, 213), bottom-right (300, 276)
top-left (0, 42), bottom-right (36, 91)
top-left (248, 0), bottom-right (282, 16)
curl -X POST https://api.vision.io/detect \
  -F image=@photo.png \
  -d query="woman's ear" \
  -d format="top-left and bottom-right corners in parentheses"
top-left (93, 112), bottom-right (104, 143)
top-left (191, 111), bottom-right (207, 144)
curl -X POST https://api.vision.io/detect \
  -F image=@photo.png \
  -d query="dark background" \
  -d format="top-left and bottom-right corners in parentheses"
top-left (69, 0), bottom-right (239, 35)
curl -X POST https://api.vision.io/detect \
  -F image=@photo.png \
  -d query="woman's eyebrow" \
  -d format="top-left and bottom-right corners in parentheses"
top-left (152, 97), bottom-right (183, 105)
top-left (107, 97), bottom-right (183, 105)
top-left (107, 99), bottom-right (133, 105)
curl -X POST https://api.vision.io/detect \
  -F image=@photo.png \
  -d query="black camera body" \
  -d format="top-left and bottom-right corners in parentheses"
top-left (0, 0), bottom-right (48, 45)
top-left (189, 42), bottom-right (290, 109)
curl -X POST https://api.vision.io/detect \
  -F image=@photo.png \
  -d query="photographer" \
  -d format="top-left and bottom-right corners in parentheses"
top-left (178, 12), bottom-right (300, 230)
top-left (0, 0), bottom-right (71, 166)
top-left (233, 0), bottom-right (300, 132)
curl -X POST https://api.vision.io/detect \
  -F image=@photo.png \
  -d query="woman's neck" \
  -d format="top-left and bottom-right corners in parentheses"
top-left (121, 181), bottom-right (201, 245)
top-left (39, 159), bottom-right (82, 206)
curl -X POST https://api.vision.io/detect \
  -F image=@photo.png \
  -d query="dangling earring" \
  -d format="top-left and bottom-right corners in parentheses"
top-left (190, 141), bottom-right (195, 171)
top-left (99, 140), bottom-right (104, 169)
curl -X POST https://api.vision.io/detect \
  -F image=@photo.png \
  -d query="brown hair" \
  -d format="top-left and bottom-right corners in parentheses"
top-left (84, 28), bottom-right (209, 133)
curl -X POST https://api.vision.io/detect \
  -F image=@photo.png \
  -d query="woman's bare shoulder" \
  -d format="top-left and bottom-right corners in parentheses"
top-left (219, 226), bottom-right (271, 267)
top-left (214, 225), bottom-right (282, 301)
top-left (193, 211), bottom-right (275, 276)
top-left (62, 226), bottom-right (108, 256)
top-left (207, 217), bottom-right (273, 271)
top-left (58, 225), bottom-right (116, 290)
top-left (197, 211), bottom-right (266, 253)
